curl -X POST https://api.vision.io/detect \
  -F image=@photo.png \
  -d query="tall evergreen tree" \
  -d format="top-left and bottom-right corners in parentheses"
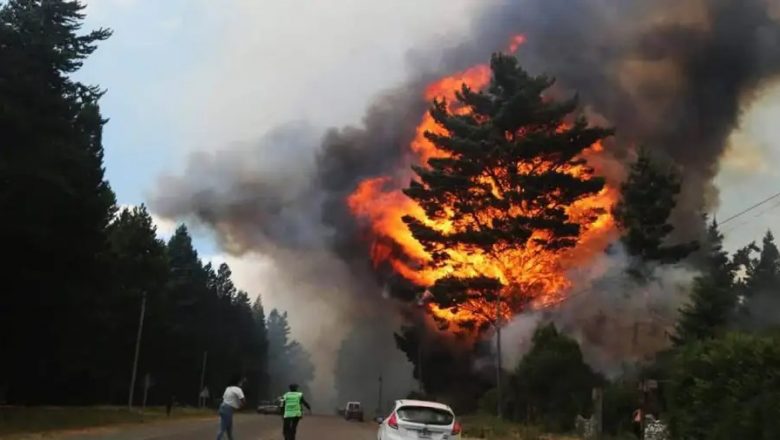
top-left (404, 53), bottom-right (610, 326)
top-left (266, 309), bottom-right (314, 396)
top-left (164, 225), bottom-right (212, 404)
top-left (736, 231), bottom-right (780, 329)
top-left (673, 219), bottom-right (737, 345)
top-left (745, 231), bottom-right (780, 294)
top-left (100, 206), bottom-right (170, 403)
top-left (0, 0), bottom-right (115, 403)
top-left (251, 297), bottom-right (270, 400)
top-left (402, 53), bottom-right (611, 416)
top-left (613, 149), bottom-right (697, 276)
top-left (215, 263), bottom-right (238, 300)
top-left (267, 309), bottom-right (292, 395)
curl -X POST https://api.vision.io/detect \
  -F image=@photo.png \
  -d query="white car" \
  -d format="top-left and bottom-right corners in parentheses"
top-left (377, 399), bottom-right (462, 440)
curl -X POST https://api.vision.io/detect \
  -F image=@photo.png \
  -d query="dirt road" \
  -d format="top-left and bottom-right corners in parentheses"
top-left (38, 415), bottom-right (376, 440)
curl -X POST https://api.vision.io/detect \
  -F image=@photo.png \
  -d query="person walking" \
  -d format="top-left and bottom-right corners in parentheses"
top-left (281, 383), bottom-right (311, 440)
top-left (216, 374), bottom-right (245, 440)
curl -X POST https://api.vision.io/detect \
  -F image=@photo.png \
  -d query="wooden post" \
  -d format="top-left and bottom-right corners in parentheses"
top-left (128, 291), bottom-right (147, 409)
top-left (142, 374), bottom-right (151, 410)
top-left (592, 387), bottom-right (603, 439)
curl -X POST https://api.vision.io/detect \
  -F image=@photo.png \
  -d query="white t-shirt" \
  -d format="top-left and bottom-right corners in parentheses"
top-left (222, 386), bottom-right (245, 409)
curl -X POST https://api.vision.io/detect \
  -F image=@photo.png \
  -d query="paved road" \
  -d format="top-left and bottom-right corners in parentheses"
top-left (48, 415), bottom-right (376, 440)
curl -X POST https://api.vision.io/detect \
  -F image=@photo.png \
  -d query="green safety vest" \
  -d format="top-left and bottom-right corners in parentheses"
top-left (283, 391), bottom-right (303, 418)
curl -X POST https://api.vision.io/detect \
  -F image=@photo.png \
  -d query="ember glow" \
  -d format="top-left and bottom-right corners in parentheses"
top-left (348, 36), bottom-right (618, 329)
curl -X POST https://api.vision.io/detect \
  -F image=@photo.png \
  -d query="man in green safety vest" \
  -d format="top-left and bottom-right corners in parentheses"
top-left (281, 383), bottom-right (311, 440)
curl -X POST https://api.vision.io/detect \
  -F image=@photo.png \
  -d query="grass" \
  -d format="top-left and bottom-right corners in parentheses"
top-left (460, 414), bottom-right (577, 440)
top-left (0, 406), bottom-right (211, 438)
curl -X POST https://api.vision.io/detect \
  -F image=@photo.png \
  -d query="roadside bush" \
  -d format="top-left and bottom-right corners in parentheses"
top-left (602, 381), bottom-right (640, 436)
top-left (666, 332), bottom-right (780, 439)
top-left (506, 323), bottom-right (601, 432)
top-left (477, 388), bottom-right (498, 415)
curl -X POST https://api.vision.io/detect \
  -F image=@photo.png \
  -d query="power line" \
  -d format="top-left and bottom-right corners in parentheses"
top-left (720, 190), bottom-right (780, 226)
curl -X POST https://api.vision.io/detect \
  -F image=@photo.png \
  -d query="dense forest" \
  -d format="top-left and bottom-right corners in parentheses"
top-left (0, 0), bottom-right (313, 406)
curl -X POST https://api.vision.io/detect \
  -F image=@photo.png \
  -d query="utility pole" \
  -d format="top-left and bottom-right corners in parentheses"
top-left (417, 332), bottom-right (424, 394)
top-left (377, 375), bottom-right (383, 417)
top-left (593, 387), bottom-right (604, 439)
top-left (495, 293), bottom-right (503, 419)
top-left (199, 351), bottom-right (208, 408)
top-left (416, 291), bottom-right (428, 395)
top-left (128, 291), bottom-right (147, 410)
top-left (142, 374), bottom-right (151, 410)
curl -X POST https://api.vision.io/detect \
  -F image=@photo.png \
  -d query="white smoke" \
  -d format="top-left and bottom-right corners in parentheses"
top-left (500, 244), bottom-right (697, 377)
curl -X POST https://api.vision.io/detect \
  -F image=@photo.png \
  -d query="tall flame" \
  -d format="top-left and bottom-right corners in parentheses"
top-left (347, 36), bottom-right (618, 329)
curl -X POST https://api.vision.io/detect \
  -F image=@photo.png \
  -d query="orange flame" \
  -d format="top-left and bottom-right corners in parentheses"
top-left (347, 36), bottom-right (618, 329)
top-left (508, 34), bottom-right (527, 53)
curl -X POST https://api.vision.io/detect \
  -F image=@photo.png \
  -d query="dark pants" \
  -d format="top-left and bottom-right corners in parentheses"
top-left (283, 416), bottom-right (301, 440)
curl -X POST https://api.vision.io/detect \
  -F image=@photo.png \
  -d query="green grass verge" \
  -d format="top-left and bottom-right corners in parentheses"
top-left (459, 414), bottom-right (576, 440)
top-left (0, 406), bottom-right (211, 437)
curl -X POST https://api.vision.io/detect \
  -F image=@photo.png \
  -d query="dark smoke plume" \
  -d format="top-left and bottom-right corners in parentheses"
top-left (150, 0), bottom-right (780, 399)
top-left (472, 0), bottom-right (780, 235)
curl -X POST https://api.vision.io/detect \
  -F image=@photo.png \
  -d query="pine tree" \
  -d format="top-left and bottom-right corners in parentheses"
top-left (509, 323), bottom-right (598, 430)
top-left (165, 225), bottom-right (211, 403)
top-left (673, 219), bottom-right (737, 345)
top-left (101, 205), bottom-right (170, 402)
top-left (613, 149), bottom-right (698, 276)
top-left (265, 309), bottom-right (314, 396)
top-left (736, 231), bottom-right (780, 328)
top-left (286, 341), bottom-right (315, 394)
top-left (404, 53), bottom-right (611, 323)
top-left (215, 263), bottom-right (238, 301)
top-left (252, 297), bottom-right (270, 399)
top-left (266, 309), bottom-right (292, 395)
top-left (745, 231), bottom-right (780, 294)
top-left (402, 53), bottom-right (611, 416)
top-left (0, 0), bottom-right (115, 403)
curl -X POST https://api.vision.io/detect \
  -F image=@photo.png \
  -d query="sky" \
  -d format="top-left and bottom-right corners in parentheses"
top-left (78, 0), bottom-right (479, 257)
top-left (76, 0), bottom-right (780, 287)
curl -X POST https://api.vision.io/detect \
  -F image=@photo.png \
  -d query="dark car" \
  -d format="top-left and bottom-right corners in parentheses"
top-left (344, 401), bottom-right (364, 421)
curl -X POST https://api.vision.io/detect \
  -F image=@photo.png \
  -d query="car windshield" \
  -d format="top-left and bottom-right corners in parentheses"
top-left (396, 406), bottom-right (453, 425)
top-left (348, 403), bottom-right (360, 409)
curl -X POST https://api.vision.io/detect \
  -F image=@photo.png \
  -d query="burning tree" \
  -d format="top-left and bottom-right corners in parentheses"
top-left (400, 53), bottom-right (613, 414)
top-left (403, 53), bottom-right (612, 329)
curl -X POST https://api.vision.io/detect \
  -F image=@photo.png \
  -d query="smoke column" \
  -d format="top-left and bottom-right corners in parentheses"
top-left (151, 0), bottom-right (780, 398)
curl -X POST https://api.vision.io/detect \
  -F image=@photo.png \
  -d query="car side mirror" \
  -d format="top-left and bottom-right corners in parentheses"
top-left (376, 416), bottom-right (384, 424)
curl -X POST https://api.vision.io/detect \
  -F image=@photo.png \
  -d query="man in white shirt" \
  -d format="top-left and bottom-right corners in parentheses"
top-left (217, 375), bottom-right (245, 440)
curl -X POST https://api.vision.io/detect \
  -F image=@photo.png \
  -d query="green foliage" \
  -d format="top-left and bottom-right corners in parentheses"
top-left (613, 150), bottom-right (697, 274)
top-left (99, 205), bottom-right (170, 402)
top-left (460, 413), bottom-right (546, 440)
top-left (673, 219), bottom-right (738, 345)
top-left (0, 0), bottom-right (116, 404)
top-left (506, 324), bottom-right (600, 432)
top-left (733, 231), bottom-right (780, 328)
top-left (266, 309), bottom-right (315, 397)
top-left (745, 231), bottom-right (780, 293)
top-left (602, 381), bottom-right (640, 436)
top-left (666, 332), bottom-right (780, 440)
top-left (478, 388), bottom-right (499, 415)
top-left (402, 53), bottom-right (612, 328)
